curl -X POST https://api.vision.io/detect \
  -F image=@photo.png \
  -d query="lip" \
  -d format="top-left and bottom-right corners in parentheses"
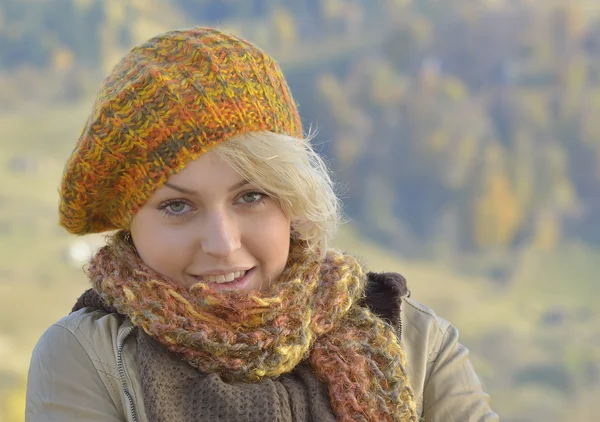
top-left (189, 267), bottom-right (256, 291)
top-left (191, 267), bottom-right (253, 277)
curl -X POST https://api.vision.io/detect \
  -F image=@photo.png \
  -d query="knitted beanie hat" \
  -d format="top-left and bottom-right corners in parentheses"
top-left (59, 27), bottom-right (302, 235)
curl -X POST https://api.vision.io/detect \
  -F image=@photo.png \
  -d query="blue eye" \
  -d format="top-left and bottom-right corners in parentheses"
top-left (239, 192), bottom-right (264, 204)
top-left (168, 201), bottom-right (187, 213)
top-left (158, 200), bottom-right (192, 218)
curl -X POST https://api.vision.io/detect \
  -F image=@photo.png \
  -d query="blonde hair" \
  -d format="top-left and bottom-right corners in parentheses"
top-left (214, 131), bottom-right (342, 253)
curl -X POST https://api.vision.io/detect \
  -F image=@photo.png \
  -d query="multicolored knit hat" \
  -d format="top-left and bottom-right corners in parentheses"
top-left (59, 27), bottom-right (302, 235)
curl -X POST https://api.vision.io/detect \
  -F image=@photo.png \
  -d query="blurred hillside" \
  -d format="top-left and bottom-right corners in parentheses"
top-left (2, 0), bottom-right (600, 278)
top-left (1, 1), bottom-right (599, 421)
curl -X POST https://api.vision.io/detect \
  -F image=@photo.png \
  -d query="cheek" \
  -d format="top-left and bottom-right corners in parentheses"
top-left (130, 212), bottom-right (193, 276)
top-left (244, 209), bottom-right (291, 266)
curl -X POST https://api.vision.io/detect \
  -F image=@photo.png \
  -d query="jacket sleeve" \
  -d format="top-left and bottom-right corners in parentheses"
top-left (26, 324), bottom-right (124, 422)
top-left (422, 324), bottom-right (499, 422)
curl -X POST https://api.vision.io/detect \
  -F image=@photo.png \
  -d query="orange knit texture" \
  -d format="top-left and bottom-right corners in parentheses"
top-left (59, 27), bottom-right (302, 235)
top-left (88, 234), bottom-right (418, 421)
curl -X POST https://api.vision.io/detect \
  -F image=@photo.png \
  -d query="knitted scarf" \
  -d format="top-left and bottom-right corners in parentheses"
top-left (86, 238), bottom-right (417, 421)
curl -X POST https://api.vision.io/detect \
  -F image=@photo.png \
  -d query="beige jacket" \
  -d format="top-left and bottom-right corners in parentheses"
top-left (25, 297), bottom-right (498, 421)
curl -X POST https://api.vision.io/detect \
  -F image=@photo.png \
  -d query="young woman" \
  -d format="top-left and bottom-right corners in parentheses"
top-left (25, 27), bottom-right (498, 422)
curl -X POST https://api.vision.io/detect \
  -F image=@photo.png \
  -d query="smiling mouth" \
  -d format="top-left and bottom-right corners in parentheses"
top-left (191, 269), bottom-right (252, 284)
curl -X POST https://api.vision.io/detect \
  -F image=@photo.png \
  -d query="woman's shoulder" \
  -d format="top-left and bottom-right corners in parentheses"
top-left (27, 309), bottom-right (132, 421)
top-left (36, 307), bottom-right (130, 365)
top-left (400, 296), bottom-right (455, 365)
top-left (401, 297), bottom-right (451, 338)
top-left (29, 308), bottom-right (132, 398)
top-left (399, 296), bottom-right (459, 413)
top-left (400, 297), bottom-right (498, 420)
top-left (55, 307), bottom-right (126, 340)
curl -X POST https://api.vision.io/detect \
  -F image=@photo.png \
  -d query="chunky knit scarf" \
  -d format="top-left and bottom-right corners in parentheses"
top-left (85, 238), bottom-right (417, 421)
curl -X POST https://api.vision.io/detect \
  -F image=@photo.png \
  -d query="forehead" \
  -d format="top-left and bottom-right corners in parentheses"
top-left (158, 151), bottom-right (246, 193)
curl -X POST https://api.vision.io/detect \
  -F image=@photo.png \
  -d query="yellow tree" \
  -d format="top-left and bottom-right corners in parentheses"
top-left (472, 146), bottom-right (523, 249)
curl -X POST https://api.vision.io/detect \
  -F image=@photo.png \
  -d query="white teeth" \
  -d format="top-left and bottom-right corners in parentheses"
top-left (203, 270), bottom-right (246, 283)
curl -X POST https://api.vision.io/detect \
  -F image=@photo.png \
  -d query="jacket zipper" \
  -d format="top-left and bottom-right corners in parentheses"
top-left (117, 327), bottom-right (139, 422)
top-left (398, 292), bottom-right (410, 342)
top-left (398, 313), bottom-right (403, 341)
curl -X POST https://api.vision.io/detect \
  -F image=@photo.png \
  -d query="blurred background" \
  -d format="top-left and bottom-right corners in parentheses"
top-left (1, 0), bottom-right (599, 420)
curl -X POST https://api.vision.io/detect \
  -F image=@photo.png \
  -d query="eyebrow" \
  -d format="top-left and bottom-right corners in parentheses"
top-left (164, 179), bottom-right (250, 196)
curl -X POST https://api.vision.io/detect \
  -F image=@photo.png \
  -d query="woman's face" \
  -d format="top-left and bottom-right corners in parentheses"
top-left (130, 150), bottom-right (291, 292)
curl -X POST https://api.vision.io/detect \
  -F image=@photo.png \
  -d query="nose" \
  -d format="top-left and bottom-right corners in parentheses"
top-left (199, 209), bottom-right (241, 258)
